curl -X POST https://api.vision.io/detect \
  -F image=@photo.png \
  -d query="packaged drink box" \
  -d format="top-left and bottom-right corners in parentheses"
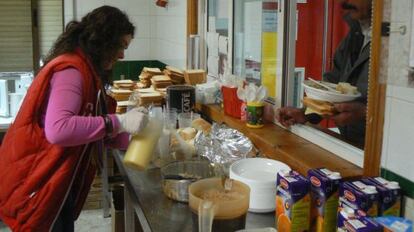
top-left (339, 181), bottom-right (379, 217)
top-left (374, 216), bottom-right (413, 232)
top-left (308, 168), bottom-right (342, 232)
top-left (338, 215), bottom-right (383, 232)
top-left (276, 170), bottom-right (310, 232)
top-left (361, 177), bottom-right (401, 217)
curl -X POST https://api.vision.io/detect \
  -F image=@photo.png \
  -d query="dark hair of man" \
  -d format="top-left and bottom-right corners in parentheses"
top-left (43, 5), bottom-right (135, 84)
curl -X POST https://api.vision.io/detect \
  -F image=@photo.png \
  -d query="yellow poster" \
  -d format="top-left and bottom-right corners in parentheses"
top-left (261, 32), bottom-right (277, 98)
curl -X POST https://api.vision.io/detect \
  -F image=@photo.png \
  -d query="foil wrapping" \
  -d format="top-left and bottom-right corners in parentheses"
top-left (195, 123), bottom-right (256, 170)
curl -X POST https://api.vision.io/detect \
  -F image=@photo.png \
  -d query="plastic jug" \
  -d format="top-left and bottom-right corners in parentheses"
top-left (123, 107), bottom-right (163, 170)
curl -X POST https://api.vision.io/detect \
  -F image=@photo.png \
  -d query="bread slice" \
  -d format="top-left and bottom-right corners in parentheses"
top-left (113, 79), bottom-right (134, 84)
top-left (184, 69), bottom-right (206, 85)
top-left (165, 66), bottom-right (184, 75)
top-left (142, 67), bottom-right (162, 74)
top-left (302, 97), bottom-right (335, 116)
top-left (152, 75), bottom-right (171, 82)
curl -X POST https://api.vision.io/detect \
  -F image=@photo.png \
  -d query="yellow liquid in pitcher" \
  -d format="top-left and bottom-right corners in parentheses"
top-left (123, 119), bottom-right (162, 170)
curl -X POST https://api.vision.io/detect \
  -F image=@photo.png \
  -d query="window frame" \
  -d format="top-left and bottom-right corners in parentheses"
top-left (192, 0), bottom-right (384, 175)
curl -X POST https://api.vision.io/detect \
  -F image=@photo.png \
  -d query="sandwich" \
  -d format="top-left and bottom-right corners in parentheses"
top-left (302, 97), bottom-right (336, 116)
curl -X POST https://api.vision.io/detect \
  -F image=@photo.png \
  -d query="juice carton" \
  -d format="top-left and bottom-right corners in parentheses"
top-left (308, 168), bottom-right (342, 232)
top-left (338, 216), bottom-right (383, 232)
top-left (362, 177), bottom-right (401, 217)
top-left (375, 216), bottom-right (413, 232)
top-left (339, 181), bottom-right (379, 217)
top-left (276, 170), bottom-right (311, 232)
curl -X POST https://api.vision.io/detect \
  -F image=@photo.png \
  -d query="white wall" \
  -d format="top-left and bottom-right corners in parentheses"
top-left (381, 0), bottom-right (414, 220)
top-left (64, 0), bottom-right (187, 69)
top-left (381, 0), bottom-right (414, 185)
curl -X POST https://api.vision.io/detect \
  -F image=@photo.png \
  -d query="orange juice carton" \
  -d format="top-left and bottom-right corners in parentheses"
top-left (276, 170), bottom-right (311, 232)
top-left (308, 168), bottom-right (342, 232)
top-left (338, 215), bottom-right (383, 232)
top-left (339, 181), bottom-right (379, 217)
top-left (374, 216), bottom-right (413, 232)
top-left (361, 177), bottom-right (401, 216)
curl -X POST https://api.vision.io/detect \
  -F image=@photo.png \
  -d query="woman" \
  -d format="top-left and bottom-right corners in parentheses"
top-left (0, 6), bottom-right (147, 231)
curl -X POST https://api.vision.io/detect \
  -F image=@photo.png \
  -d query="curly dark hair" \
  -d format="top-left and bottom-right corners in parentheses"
top-left (44, 5), bottom-right (135, 84)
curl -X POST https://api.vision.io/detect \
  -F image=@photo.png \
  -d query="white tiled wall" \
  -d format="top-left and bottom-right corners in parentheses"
top-left (149, 0), bottom-right (187, 69)
top-left (381, 0), bottom-right (414, 219)
top-left (64, 0), bottom-right (186, 68)
top-left (381, 86), bottom-right (414, 181)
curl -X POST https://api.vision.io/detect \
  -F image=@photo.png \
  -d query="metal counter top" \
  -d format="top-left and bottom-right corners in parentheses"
top-left (112, 149), bottom-right (275, 232)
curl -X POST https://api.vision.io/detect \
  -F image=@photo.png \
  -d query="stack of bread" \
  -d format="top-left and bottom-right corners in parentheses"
top-left (303, 97), bottom-right (336, 116)
top-left (184, 69), bottom-right (206, 86)
top-left (151, 75), bottom-right (172, 90)
top-left (135, 87), bottom-right (164, 106)
top-left (110, 80), bottom-right (136, 101)
top-left (137, 67), bottom-right (163, 88)
top-left (163, 66), bottom-right (185, 84)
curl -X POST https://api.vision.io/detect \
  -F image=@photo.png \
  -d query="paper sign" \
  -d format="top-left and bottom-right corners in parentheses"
top-left (218, 36), bottom-right (228, 55)
top-left (207, 56), bottom-right (219, 76)
top-left (207, 32), bottom-right (219, 57)
top-left (208, 16), bottom-right (216, 32)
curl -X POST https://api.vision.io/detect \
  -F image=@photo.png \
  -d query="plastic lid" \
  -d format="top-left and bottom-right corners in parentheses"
top-left (363, 186), bottom-right (378, 194)
top-left (386, 181), bottom-right (400, 189)
top-left (340, 207), bottom-right (356, 218)
top-left (328, 172), bottom-right (342, 180)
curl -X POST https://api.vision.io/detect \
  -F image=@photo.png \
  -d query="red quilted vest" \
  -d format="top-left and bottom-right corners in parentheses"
top-left (0, 49), bottom-right (103, 231)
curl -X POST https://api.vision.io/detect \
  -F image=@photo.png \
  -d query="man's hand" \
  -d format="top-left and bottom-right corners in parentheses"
top-left (275, 107), bottom-right (307, 128)
top-left (331, 102), bottom-right (366, 126)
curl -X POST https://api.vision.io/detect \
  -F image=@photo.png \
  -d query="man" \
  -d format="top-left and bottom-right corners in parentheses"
top-left (276, 0), bottom-right (372, 147)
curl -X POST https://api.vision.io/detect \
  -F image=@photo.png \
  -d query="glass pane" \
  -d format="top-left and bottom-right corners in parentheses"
top-left (206, 0), bottom-right (229, 78)
top-left (292, 0), bottom-right (369, 148)
top-left (233, 0), bottom-right (280, 99)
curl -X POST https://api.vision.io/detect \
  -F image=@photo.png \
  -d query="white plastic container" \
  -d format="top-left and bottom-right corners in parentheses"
top-left (229, 158), bottom-right (290, 213)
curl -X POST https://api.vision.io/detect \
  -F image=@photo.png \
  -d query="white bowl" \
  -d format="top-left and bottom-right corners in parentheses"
top-left (302, 80), bottom-right (361, 103)
top-left (229, 158), bottom-right (290, 213)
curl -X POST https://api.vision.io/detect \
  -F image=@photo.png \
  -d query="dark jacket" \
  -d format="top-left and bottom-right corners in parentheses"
top-left (323, 15), bottom-right (370, 146)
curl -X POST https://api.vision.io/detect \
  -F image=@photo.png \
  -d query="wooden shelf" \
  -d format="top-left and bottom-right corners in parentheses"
top-left (196, 104), bottom-right (363, 180)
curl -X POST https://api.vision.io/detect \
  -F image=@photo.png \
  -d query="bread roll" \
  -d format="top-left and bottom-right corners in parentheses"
top-left (191, 118), bottom-right (211, 134)
top-left (178, 127), bottom-right (197, 141)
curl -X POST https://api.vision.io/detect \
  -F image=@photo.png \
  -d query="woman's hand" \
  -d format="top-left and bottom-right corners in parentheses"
top-left (115, 107), bottom-right (149, 134)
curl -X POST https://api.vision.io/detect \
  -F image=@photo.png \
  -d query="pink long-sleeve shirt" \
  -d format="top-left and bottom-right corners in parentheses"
top-left (43, 68), bottom-right (129, 149)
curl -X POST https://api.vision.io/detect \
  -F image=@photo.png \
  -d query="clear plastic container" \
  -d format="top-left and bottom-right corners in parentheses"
top-left (123, 107), bottom-right (163, 170)
top-left (178, 112), bottom-right (200, 128)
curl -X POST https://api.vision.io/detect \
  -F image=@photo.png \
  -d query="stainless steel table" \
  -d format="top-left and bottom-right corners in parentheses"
top-left (112, 149), bottom-right (275, 232)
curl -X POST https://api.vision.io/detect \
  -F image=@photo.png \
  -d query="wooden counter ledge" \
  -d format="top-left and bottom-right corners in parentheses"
top-left (196, 104), bottom-right (363, 180)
